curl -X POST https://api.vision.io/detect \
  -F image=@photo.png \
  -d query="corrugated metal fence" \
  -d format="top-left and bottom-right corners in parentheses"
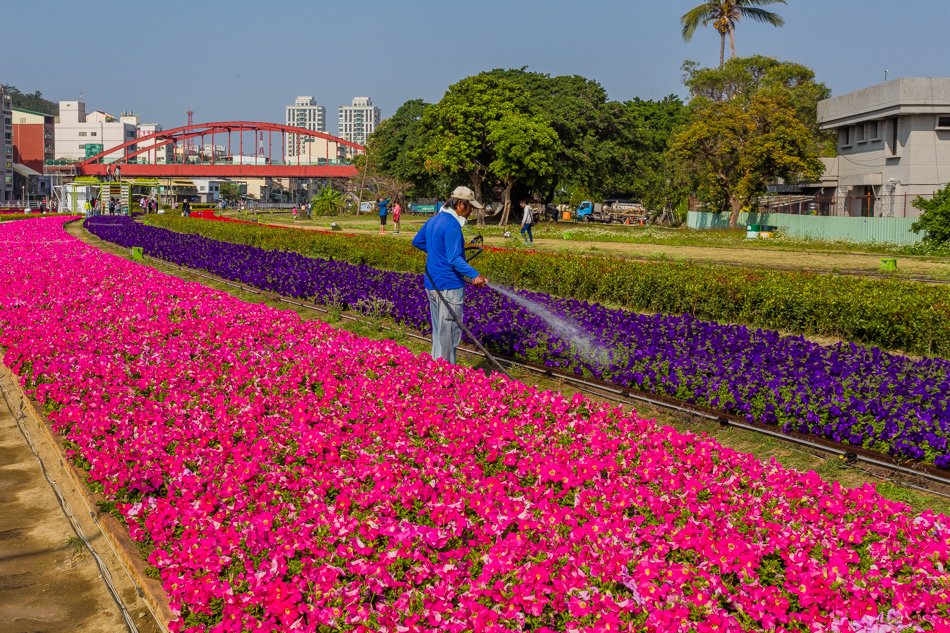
top-left (687, 211), bottom-right (922, 245)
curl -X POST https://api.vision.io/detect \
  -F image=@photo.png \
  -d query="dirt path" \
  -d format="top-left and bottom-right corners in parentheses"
top-left (531, 238), bottom-right (950, 279)
top-left (0, 367), bottom-right (164, 633)
top-left (260, 220), bottom-right (950, 281)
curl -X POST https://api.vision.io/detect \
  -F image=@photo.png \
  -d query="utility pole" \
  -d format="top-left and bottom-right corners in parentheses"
top-left (186, 109), bottom-right (194, 161)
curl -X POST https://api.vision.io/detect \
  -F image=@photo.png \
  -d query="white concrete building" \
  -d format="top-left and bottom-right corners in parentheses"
top-left (54, 101), bottom-right (138, 163)
top-left (285, 96), bottom-right (334, 163)
top-left (817, 78), bottom-right (950, 218)
top-left (338, 96), bottom-right (379, 150)
top-left (192, 179), bottom-right (222, 203)
top-left (135, 123), bottom-right (167, 164)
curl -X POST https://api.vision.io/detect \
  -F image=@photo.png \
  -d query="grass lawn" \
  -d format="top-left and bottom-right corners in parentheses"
top-left (228, 209), bottom-right (950, 281)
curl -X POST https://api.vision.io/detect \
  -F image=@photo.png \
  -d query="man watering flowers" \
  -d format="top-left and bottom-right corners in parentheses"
top-left (412, 186), bottom-right (488, 364)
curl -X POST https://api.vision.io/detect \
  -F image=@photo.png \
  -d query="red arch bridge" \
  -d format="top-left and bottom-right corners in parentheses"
top-left (76, 121), bottom-right (363, 179)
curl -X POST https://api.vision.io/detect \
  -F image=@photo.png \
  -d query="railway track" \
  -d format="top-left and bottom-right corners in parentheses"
top-left (74, 222), bottom-right (950, 499)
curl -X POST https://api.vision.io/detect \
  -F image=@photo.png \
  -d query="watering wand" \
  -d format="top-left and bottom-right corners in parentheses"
top-left (425, 235), bottom-right (511, 379)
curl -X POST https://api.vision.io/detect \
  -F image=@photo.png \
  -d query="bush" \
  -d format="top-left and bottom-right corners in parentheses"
top-left (310, 188), bottom-right (346, 216)
top-left (912, 184), bottom-right (950, 247)
top-left (143, 215), bottom-right (950, 357)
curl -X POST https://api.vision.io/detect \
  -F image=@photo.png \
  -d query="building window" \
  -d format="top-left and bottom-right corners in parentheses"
top-left (90, 131), bottom-right (97, 136)
top-left (867, 121), bottom-right (880, 141)
top-left (855, 124), bottom-right (866, 144)
top-left (79, 131), bottom-right (87, 137)
top-left (839, 127), bottom-right (851, 148)
top-left (887, 117), bottom-right (900, 157)
top-left (937, 115), bottom-right (950, 130)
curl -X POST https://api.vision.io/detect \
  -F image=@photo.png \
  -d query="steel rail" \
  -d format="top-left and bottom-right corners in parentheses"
top-left (75, 224), bottom-right (950, 497)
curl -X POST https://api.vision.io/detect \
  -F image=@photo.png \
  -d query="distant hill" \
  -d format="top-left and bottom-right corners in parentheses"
top-left (1, 85), bottom-right (57, 116)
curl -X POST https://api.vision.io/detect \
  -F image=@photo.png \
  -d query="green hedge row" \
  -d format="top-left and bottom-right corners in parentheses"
top-left (144, 216), bottom-right (950, 357)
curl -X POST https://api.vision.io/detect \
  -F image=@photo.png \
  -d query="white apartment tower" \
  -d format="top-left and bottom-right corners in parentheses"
top-left (338, 97), bottom-right (380, 149)
top-left (284, 96), bottom-right (327, 162)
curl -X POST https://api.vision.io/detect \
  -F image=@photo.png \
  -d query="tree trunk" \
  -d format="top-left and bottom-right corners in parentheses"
top-left (728, 195), bottom-right (741, 228)
top-left (498, 179), bottom-right (514, 226)
top-left (728, 29), bottom-right (736, 60)
top-left (468, 171), bottom-right (483, 203)
top-left (468, 171), bottom-right (486, 226)
top-left (719, 33), bottom-right (726, 68)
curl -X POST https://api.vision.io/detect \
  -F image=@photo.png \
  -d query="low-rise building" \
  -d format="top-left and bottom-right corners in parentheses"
top-left (12, 108), bottom-right (55, 174)
top-left (817, 77), bottom-right (950, 217)
top-left (135, 123), bottom-right (167, 164)
top-left (0, 88), bottom-right (13, 202)
top-left (192, 179), bottom-right (222, 203)
top-left (54, 100), bottom-right (138, 162)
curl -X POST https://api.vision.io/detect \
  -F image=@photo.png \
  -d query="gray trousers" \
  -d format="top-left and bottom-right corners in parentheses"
top-left (426, 287), bottom-right (464, 364)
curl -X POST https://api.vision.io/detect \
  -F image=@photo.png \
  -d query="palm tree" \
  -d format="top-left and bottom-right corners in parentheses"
top-left (681, 0), bottom-right (786, 67)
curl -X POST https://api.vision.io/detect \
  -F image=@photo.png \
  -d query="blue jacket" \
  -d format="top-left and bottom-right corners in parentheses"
top-left (378, 199), bottom-right (390, 216)
top-left (412, 210), bottom-right (479, 290)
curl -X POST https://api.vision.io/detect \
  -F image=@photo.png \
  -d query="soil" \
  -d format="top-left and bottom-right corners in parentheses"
top-left (0, 368), bottom-right (164, 633)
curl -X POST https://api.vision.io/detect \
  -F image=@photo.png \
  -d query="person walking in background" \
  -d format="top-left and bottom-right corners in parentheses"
top-left (392, 200), bottom-right (402, 234)
top-left (181, 199), bottom-right (190, 217)
top-left (377, 196), bottom-right (390, 235)
top-left (412, 186), bottom-right (488, 365)
top-left (292, 205), bottom-right (299, 221)
top-left (519, 199), bottom-right (534, 244)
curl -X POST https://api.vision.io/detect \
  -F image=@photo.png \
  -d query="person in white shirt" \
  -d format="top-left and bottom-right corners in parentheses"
top-left (519, 199), bottom-right (534, 244)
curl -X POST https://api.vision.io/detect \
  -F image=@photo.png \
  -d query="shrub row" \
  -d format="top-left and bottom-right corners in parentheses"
top-left (144, 215), bottom-right (950, 357)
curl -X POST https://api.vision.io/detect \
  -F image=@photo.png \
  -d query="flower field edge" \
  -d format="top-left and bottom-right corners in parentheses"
top-left (87, 216), bottom-right (950, 470)
top-left (1, 217), bottom-right (949, 633)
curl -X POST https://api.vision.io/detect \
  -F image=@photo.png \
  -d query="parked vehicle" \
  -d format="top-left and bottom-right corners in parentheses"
top-left (574, 199), bottom-right (647, 224)
top-left (535, 203), bottom-right (560, 222)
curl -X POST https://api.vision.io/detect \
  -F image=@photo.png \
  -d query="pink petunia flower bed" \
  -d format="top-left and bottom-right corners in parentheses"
top-left (1, 217), bottom-right (948, 632)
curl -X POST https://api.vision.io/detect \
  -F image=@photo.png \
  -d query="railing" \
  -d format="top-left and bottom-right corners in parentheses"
top-left (758, 193), bottom-right (935, 218)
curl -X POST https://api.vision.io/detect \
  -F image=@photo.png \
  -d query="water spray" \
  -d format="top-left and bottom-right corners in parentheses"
top-left (427, 234), bottom-right (606, 379)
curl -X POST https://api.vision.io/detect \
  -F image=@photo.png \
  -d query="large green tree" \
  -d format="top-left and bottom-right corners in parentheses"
top-left (474, 69), bottom-right (686, 204)
top-left (487, 113), bottom-right (560, 224)
top-left (363, 99), bottom-right (437, 196)
top-left (415, 75), bottom-right (533, 203)
top-left (681, 0), bottom-right (786, 67)
top-left (481, 70), bottom-right (610, 199)
top-left (622, 97), bottom-right (690, 217)
top-left (366, 69), bottom-right (687, 220)
top-left (219, 181), bottom-right (243, 205)
top-left (670, 56), bottom-right (828, 226)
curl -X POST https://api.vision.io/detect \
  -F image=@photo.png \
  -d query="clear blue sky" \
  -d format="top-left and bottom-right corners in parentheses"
top-left (5, 0), bottom-right (949, 136)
